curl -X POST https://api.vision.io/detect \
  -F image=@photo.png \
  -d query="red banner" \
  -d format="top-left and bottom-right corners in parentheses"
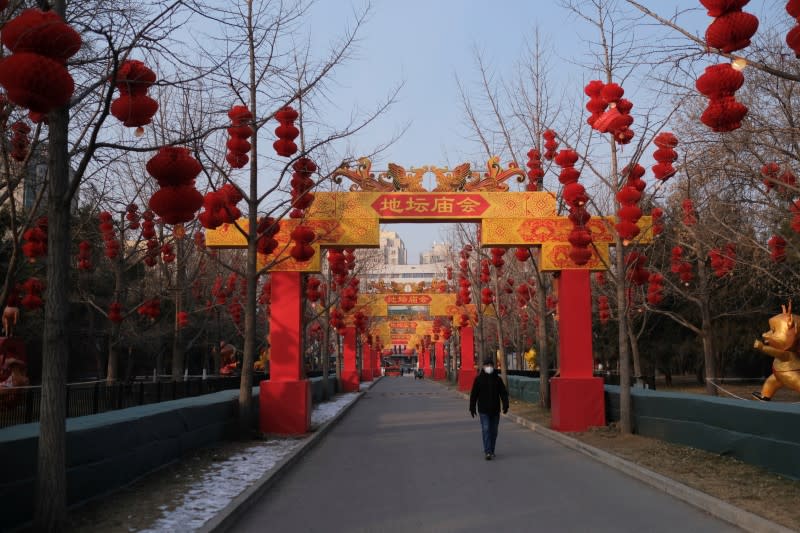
top-left (371, 193), bottom-right (490, 218)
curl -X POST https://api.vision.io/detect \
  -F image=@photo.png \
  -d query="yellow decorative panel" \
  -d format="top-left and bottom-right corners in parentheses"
top-left (539, 243), bottom-right (610, 271)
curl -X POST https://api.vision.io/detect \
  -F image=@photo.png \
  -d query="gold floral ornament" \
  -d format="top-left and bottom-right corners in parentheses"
top-left (332, 158), bottom-right (394, 192)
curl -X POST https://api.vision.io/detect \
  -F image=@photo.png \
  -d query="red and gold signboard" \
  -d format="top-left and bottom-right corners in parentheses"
top-left (384, 294), bottom-right (432, 305)
top-left (389, 320), bottom-right (418, 329)
top-left (371, 193), bottom-right (490, 219)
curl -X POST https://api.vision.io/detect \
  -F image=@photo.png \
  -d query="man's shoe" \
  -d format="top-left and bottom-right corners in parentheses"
top-left (490, 453), bottom-right (495, 459)
top-left (752, 391), bottom-right (771, 401)
top-left (485, 453), bottom-right (492, 460)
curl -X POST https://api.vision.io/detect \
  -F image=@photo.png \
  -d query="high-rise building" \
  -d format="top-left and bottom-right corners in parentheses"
top-left (419, 241), bottom-right (450, 264)
top-left (379, 230), bottom-right (407, 265)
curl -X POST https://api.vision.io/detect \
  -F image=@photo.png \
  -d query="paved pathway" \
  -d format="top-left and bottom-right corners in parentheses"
top-left (232, 376), bottom-right (740, 532)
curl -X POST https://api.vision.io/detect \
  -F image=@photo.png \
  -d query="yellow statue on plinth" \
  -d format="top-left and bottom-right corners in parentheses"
top-left (752, 303), bottom-right (800, 401)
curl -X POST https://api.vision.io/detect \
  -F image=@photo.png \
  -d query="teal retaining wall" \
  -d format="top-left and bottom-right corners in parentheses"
top-left (0, 376), bottom-right (338, 531)
top-left (506, 375), bottom-right (541, 403)
top-left (604, 385), bottom-right (800, 480)
top-left (503, 377), bottom-right (800, 481)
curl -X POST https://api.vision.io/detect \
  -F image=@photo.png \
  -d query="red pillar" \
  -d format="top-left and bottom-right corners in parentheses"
top-left (361, 343), bottom-right (373, 381)
top-left (433, 341), bottom-right (446, 380)
top-left (550, 269), bottom-right (605, 432)
top-left (458, 326), bottom-right (477, 391)
top-left (423, 343), bottom-right (434, 378)
top-left (373, 345), bottom-right (381, 378)
top-left (341, 326), bottom-right (360, 392)
top-left (260, 271), bottom-right (311, 435)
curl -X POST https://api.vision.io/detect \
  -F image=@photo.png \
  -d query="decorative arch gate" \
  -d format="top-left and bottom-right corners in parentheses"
top-left (207, 157), bottom-right (650, 433)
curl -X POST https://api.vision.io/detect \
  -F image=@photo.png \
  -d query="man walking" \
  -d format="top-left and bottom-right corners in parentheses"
top-left (469, 357), bottom-right (509, 460)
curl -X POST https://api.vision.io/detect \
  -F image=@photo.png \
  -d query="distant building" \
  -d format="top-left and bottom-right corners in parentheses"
top-left (363, 234), bottom-right (450, 291)
top-left (380, 230), bottom-right (407, 265)
top-left (419, 241), bottom-right (450, 265)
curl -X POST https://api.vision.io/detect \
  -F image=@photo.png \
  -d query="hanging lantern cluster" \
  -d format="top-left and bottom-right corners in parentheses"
top-left (554, 148), bottom-right (593, 265)
top-left (20, 277), bottom-right (43, 310)
top-left (289, 224), bottom-right (315, 262)
top-left (328, 249), bottom-right (348, 287)
top-left (137, 298), bottom-right (161, 320)
top-left (306, 276), bottom-right (322, 303)
top-left (696, 63), bottom-right (747, 132)
top-left (768, 235), bottom-right (787, 263)
top-left (108, 302), bottom-right (123, 323)
top-left (597, 295), bottom-right (610, 325)
top-left (516, 283), bottom-right (532, 308)
top-left (480, 286), bottom-right (494, 306)
top-left (140, 210), bottom-right (159, 267)
top-left (340, 277), bottom-right (359, 312)
top-left (22, 217), bottom-right (47, 262)
top-left (790, 201), bottom-right (800, 232)
top-left (258, 279), bottom-right (272, 307)
top-left (354, 311), bottom-right (368, 335)
top-left (651, 207), bottom-right (664, 236)
top-left (110, 60), bottom-right (158, 136)
top-left (255, 216), bottom-right (280, 256)
top-left (0, 8), bottom-right (81, 114)
top-left (585, 81), bottom-right (635, 144)
top-left (98, 211), bottom-right (120, 259)
top-left (147, 146), bottom-right (204, 226)
top-left (647, 273), bottom-right (664, 306)
top-left (77, 240), bottom-right (93, 271)
top-left (176, 311), bottom-right (189, 329)
top-left (615, 164), bottom-right (646, 245)
top-left (226, 105), bottom-right (252, 168)
top-left (228, 300), bottom-right (242, 326)
top-left (652, 132), bottom-right (679, 181)
top-left (199, 183), bottom-right (243, 229)
top-left (10, 121), bottom-right (30, 161)
top-left (125, 204), bottom-right (140, 230)
top-left (670, 246), bottom-right (694, 285)
top-left (457, 245), bottom-right (472, 307)
top-left (290, 157), bottom-right (316, 218)
top-left (161, 243), bottom-right (175, 263)
top-left (787, 0), bottom-right (800, 56)
top-left (330, 308), bottom-right (346, 336)
top-left (525, 149), bottom-right (543, 191)
top-left (682, 198), bottom-right (697, 226)
top-left (490, 248), bottom-right (505, 269)
top-left (709, 243), bottom-right (736, 277)
top-left (542, 130), bottom-right (558, 160)
top-left (625, 252), bottom-right (649, 286)
top-left (479, 259), bottom-right (490, 284)
top-left (273, 106), bottom-right (299, 157)
top-left (702, 0), bottom-right (759, 53)
top-left (761, 162), bottom-right (796, 197)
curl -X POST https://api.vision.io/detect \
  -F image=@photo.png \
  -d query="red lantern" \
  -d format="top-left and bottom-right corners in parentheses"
top-left (148, 185), bottom-right (204, 225)
top-left (525, 148), bottom-right (543, 191)
top-left (542, 129), bottom-right (558, 160)
top-left (226, 105), bottom-right (253, 168)
top-left (769, 235), bottom-right (787, 263)
top-left (108, 302), bottom-right (124, 323)
top-left (652, 132), bottom-right (679, 181)
top-left (10, 121), bottom-right (31, 161)
top-left (682, 199), bottom-right (697, 226)
top-left (705, 10), bottom-right (759, 53)
top-left (273, 106), bottom-right (299, 157)
top-left (0, 9), bottom-right (80, 114)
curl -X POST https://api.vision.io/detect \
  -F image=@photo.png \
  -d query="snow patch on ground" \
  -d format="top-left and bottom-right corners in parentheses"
top-left (138, 391), bottom-right (360, 532)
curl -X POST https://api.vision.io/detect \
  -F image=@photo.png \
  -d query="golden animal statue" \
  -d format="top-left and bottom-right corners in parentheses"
top-left (383, 163), bottom-right (427, 192)
top-left (752, 303), bottom-right (800, 401)
top-left (431, 163), bottom-right (472, 192)
top-left (332, 157), bottom-right (395, 192)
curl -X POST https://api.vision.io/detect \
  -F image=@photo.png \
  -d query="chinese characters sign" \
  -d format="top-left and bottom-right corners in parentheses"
top-left (371, 193), bottom-right (489, 219)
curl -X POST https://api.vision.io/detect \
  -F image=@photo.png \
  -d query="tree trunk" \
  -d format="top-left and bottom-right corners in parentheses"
top-left (236, 0), bottom-right (260, 436)
top-left (534, 269), bottom-right (550, 408)
top-left (171, 238), bottom-right (186, 381)
top-left (107, 321), bottom-right (121, 382)
top-left (627, 322), bottom-right (643, 387)
top-left (34, 66), bottom-right (70, 531)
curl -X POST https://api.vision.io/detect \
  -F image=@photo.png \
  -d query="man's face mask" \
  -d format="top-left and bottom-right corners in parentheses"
top-left (484, 365), bottom-right (494, 374)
